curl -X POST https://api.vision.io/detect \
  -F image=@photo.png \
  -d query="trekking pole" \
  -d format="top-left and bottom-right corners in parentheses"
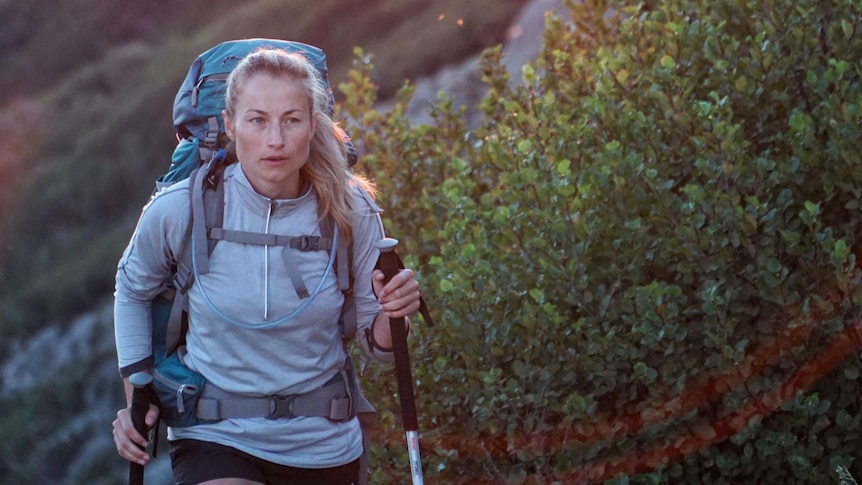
top-left (376, 238), bottom-right (424, 485)
top-left (129, 372), bottom-right (153, 485)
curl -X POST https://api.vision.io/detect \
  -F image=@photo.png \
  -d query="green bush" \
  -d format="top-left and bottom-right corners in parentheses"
top-left (341, 0), bottom-right (862, 483)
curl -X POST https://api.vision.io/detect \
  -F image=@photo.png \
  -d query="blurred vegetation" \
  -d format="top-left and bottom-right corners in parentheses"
top-left (342, 0), bottom-right (862, 482)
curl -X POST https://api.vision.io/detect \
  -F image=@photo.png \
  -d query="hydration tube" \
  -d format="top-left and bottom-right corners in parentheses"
top-left (190, 222), bottom-right (339, 329)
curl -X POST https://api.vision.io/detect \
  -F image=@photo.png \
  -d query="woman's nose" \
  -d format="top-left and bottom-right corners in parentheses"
top-left (267, 126), bottom-right (285, 146)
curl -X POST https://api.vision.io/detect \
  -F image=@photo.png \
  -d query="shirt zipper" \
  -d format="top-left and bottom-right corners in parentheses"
top-left (264, 200), bottom-right (276, 320)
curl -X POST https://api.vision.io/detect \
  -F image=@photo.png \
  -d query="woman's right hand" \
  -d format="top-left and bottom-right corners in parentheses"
top-left (112, 404), bottom-right (159, 465)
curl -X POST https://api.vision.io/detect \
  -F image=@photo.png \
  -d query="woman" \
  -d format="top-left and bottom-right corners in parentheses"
top-left (112, 48), bottom-right (422, 485)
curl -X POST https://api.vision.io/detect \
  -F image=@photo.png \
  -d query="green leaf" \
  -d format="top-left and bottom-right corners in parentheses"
top-left (529, 288), bottom-right (545, 303)
top-left (660, 54), bottom-right (676, 69)
top-left (506, 465), bottom-right (527, 485)
top-left (831, 59), bottom-right (849, 78)
top-left (521, 167), bottom-right (538, 183)
top-left (834, 239), bottom-right (850, 259)
top-left (567, 394), bottom-right (586, 411)
top-left (556, 159), bottom-right (572, 175)
top-left (521, 63), bottom-right (536, 83)
top-left (766, 258), bottom-right (782, 273)
top-left (439, 279), bottom-right (454, 292)
top-left (789, 112), bottom-right (808, 131)
top-left (460, 243), bottom-right (477, 260)
top-left (842, 19), bottom-right (854, 38)
top-left (512, 360), bottom-right (526, 378)
top-left (452, 157), bottom-right (467, 171)
top-left (804, 200), bottom-right (820, 215)
top-left (790, 455), bottom-right (811, 469)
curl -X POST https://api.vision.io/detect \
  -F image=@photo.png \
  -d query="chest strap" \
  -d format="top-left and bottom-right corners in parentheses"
top-left (209, 228), bottom-right (333, 251)
top-left (195, 368), bottom-right (353, 422)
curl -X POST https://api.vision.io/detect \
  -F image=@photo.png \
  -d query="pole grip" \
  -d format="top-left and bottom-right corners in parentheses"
top-left (376, 238), bottom-right (419, 431)
top-left (129, 372), bottom-right (153, 485)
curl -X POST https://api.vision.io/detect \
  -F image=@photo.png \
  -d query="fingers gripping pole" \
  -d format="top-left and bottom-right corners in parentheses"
top-left (376, 238), bottom-right (424, 485)
top-left (129, 372), bottom-right (153, 485)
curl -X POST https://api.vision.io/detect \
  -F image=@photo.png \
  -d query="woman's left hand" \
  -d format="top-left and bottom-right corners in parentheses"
top-left (372, 268), bottom-right (421, 319)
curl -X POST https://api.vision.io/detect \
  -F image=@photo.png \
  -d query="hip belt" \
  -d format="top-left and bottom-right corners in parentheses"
top-left (195, 370), bottom-right (354, 422)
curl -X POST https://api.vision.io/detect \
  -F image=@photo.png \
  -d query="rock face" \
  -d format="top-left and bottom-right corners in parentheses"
top-left (390, 0), bottom-right (568, 126)
top-left (1, 304), bottom-right (115, 396)
top-left (503, 0), bottom-right (570, 78)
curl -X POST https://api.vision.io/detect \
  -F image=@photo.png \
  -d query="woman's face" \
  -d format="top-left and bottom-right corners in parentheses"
top-left (223, 72), bottom-right (316, 199)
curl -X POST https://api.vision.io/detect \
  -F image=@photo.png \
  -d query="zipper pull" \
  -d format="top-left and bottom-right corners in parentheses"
top-left (177, 384), bottom-right (188, 414)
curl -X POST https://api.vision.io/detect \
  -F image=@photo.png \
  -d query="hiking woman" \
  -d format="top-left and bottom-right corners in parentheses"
top-left (112, 48), bottom-right (422, 484)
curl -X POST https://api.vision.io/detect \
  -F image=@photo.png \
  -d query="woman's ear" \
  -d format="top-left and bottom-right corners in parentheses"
top-left (223, 109), bottom-right (235, 140)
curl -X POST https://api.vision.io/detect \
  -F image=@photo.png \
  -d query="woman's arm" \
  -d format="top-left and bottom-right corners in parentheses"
top-left (115, 185), bottom-right (191, 373)
top-left (113, 186), bottom-right (189, 463)
top-left (348, 186), bottom-right (422, 359)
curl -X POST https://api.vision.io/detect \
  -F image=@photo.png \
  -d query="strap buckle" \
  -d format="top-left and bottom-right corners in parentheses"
top-left (268, 395), bottom-right (296, 419)
top-left (172, 267), bottom-right (194, 294)
top-left (298, 236), bottom-right (322, 251)
top-left (328, 395), bottom-right (352, 421)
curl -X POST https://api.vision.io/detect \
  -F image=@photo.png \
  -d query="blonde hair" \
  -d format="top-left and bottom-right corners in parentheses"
top-left (224, 48), bottom-right (374, 243)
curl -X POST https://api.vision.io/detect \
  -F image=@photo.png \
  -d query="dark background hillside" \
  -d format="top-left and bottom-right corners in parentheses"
top-left (0, 1), bottom-right (530, 483)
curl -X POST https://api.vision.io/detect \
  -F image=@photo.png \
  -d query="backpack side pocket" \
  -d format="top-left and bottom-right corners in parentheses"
top-left (152, 349), bottom-right (207, 427)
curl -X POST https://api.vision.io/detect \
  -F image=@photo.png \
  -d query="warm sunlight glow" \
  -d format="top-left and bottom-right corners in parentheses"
top-left (437, 13), bottom-right (464, 28)
top-left (0, 100), bottom-right (42, 216)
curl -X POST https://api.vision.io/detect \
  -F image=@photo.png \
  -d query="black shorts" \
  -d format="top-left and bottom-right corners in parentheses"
top-left (170, 439), bottom-right (360, 485)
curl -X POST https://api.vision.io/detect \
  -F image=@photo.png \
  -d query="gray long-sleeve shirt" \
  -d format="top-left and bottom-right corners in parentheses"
top-left (115, 162), bottom-right (391, 468)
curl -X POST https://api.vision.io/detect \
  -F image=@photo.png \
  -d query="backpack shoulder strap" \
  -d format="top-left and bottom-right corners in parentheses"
top-left (189, 158), bottom-right (223, 275)
top-left (165, 165), bottom-right (213, 355)
top-left (321, 217), bottom-right (352, 294)
top-left (163, 158), bottom-right (225, 356)
top-left (320, 216), bottom-right (356, 341)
